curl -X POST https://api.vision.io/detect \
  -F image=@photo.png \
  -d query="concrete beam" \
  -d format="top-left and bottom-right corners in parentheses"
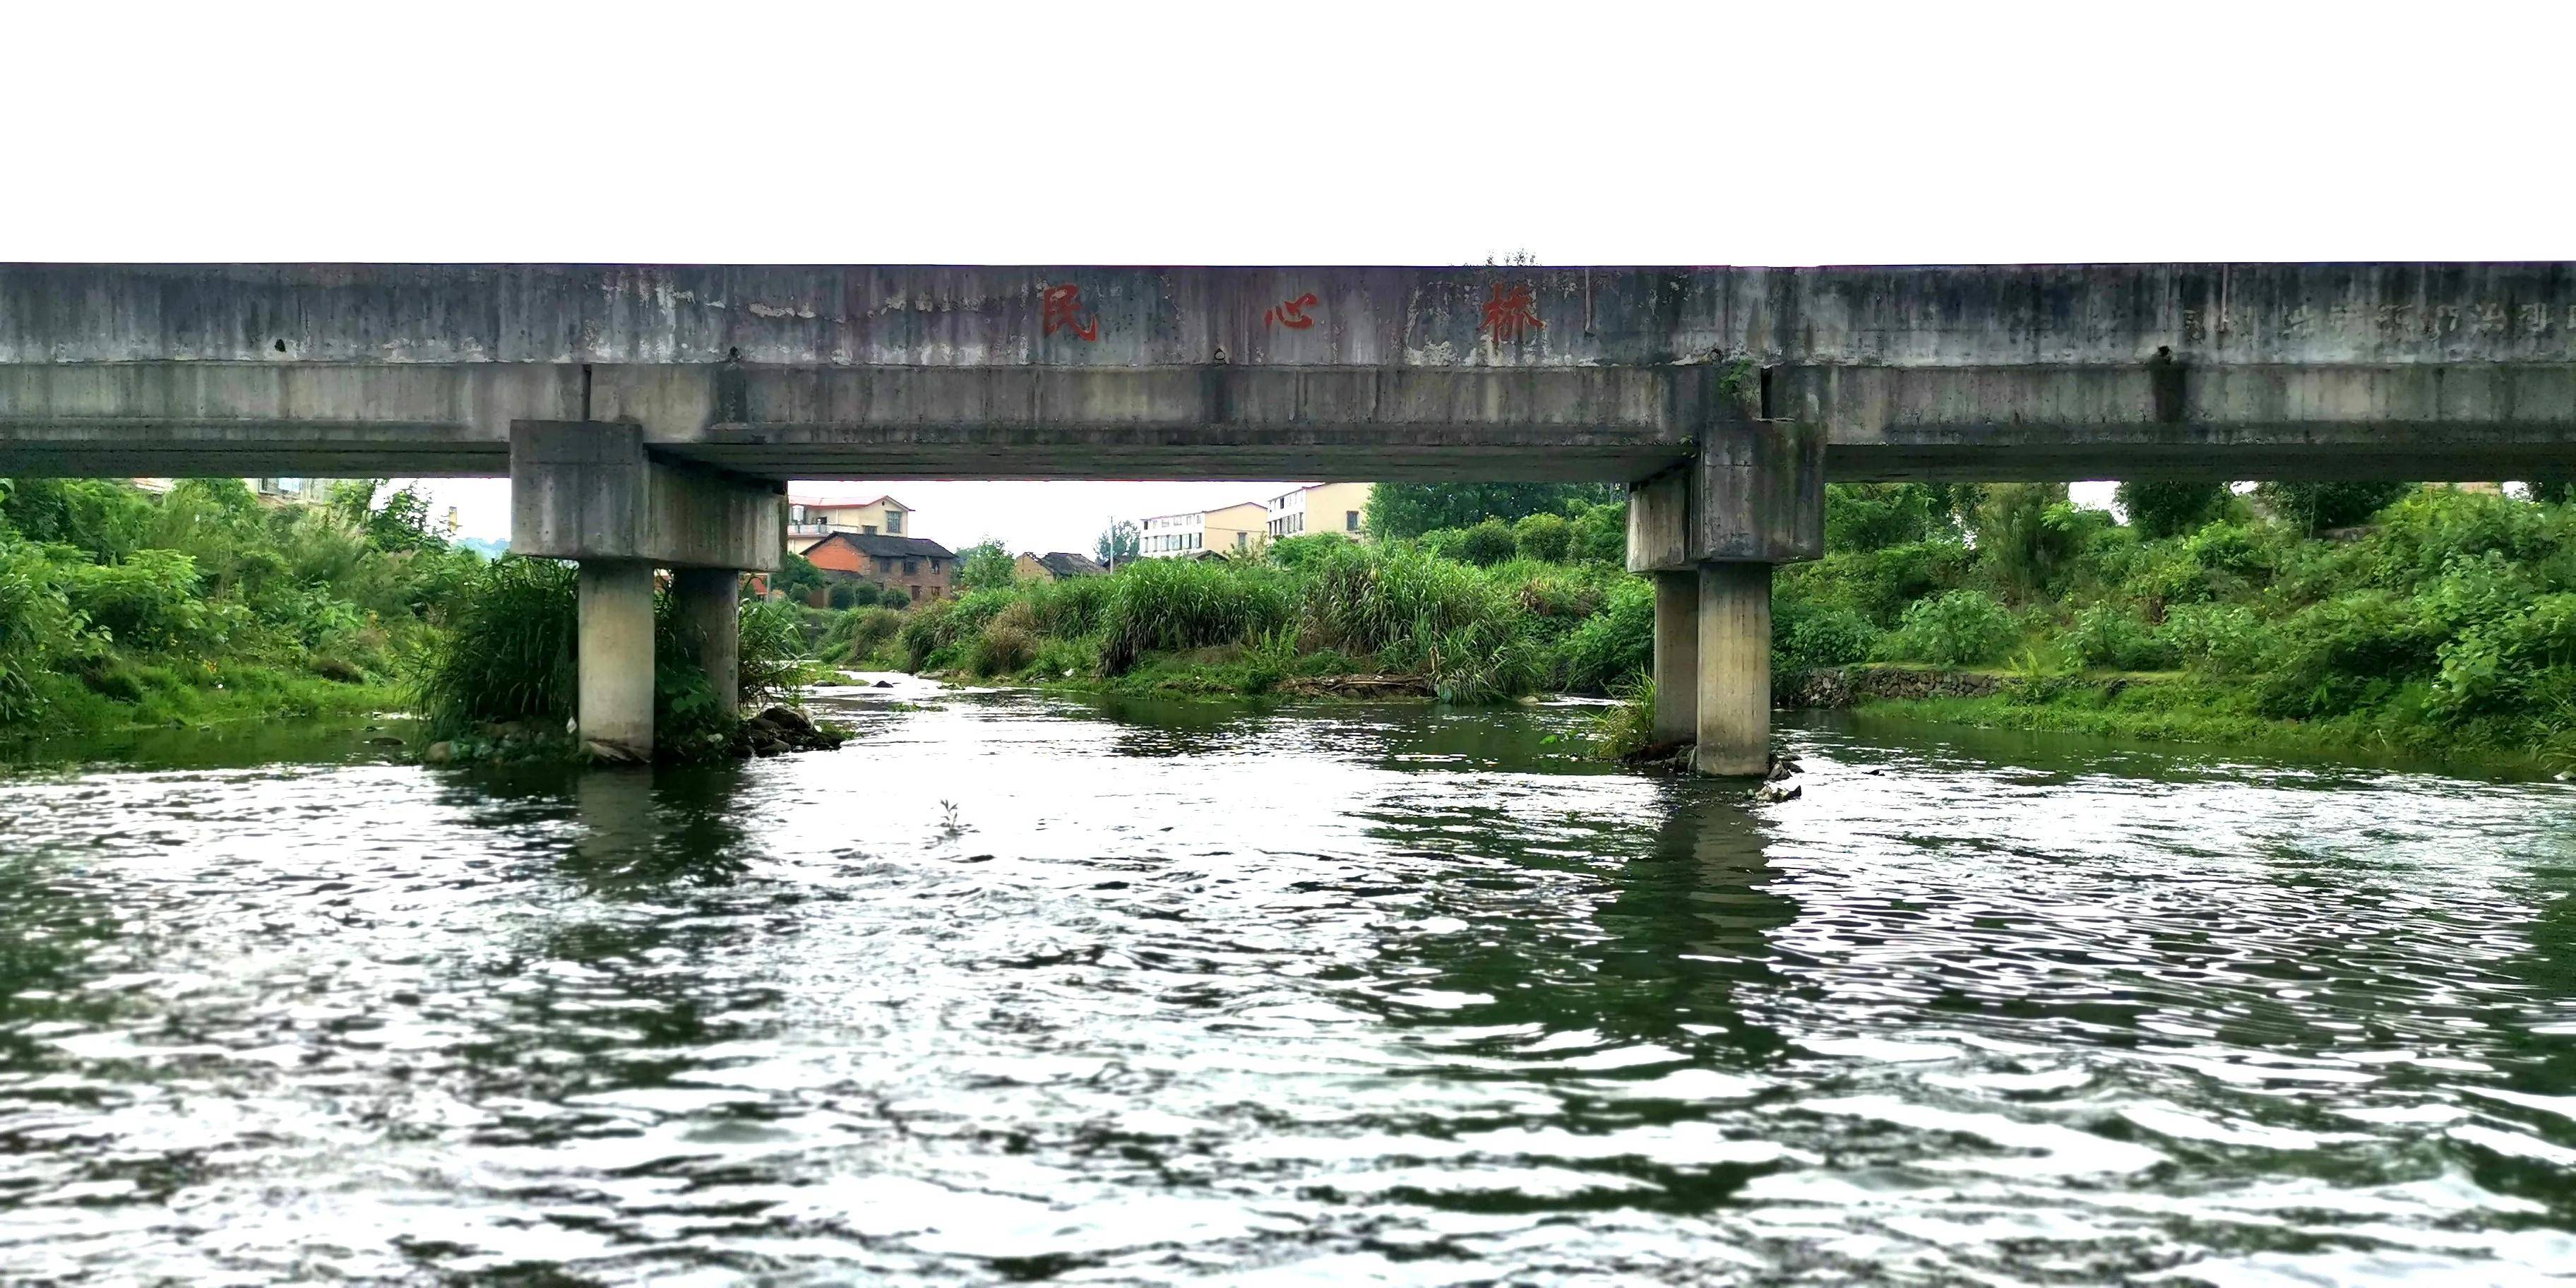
top-left (1626, 422), bottom-right (1824, 572)
top-left (509, 421), bottom-right (782, 571)
top-left (7, 263), bottom-right (2576, 483)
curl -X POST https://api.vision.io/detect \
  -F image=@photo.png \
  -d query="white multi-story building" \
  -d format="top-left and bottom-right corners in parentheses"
top-left (1265, 483), bottom-right (1374, 539)
top-left (1139, 500), bottom-right (1269, 558)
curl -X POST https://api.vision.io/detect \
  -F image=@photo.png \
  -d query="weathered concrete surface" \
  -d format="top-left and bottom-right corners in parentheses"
top-left (510, 422), bottom-right (783, 571)
top-left (671, 568), bottom-right (740, 714)
top-left (1651, 571), bottom-right (1698, 745)
top-left (1694, 563), bottom-right (1772, 777)
top-left (576, 561), bottom-right (656, 762)
top-left (3, 263), bottom-right (2574, 482)
top-left (1625, 422), bottom-right (1824, 571)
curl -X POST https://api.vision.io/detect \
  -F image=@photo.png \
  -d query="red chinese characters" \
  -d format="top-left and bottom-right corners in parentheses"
top-left (1042, 284), bottom-right (1099, 342)
top-left (1481, 282), bottom-right (1543, 343)
top-left (1265, 292), bottom-right (1319, 330)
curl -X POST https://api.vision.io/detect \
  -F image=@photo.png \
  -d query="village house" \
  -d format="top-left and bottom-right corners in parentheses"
top-left (788, 494), bottom-right (912, 538)
top-left (794, 531), bottom-right (958, 602)
top-left (1015, 551), bottom-right (1108, 581)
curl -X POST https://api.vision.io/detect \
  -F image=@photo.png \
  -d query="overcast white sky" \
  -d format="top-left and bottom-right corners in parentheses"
top-left (7, 0), bottom-right (2567, 548)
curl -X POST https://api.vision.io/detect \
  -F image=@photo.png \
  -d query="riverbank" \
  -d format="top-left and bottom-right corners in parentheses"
top-left (1784, 664), bottom-right (2575, 776)
top-left (0, 477), bottom-right (473, 741)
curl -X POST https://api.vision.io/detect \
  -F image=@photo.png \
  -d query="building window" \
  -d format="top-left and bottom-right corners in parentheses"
top-left (862, 525), bottom-right (877, 535)
top-left (886, 511), bottom-right (902, 534)
top-left (1235, 532), bottom-right (1247, 549)
top-left (903, 558), bottom-right (919, 575)
top-left (1346, 511), bottom-right (1361, 532)
top-left (909, 585), bottom-right (922, 601)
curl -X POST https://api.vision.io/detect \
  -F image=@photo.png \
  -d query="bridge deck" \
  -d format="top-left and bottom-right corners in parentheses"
top-left (3, 263), bottom-right (2572, 482)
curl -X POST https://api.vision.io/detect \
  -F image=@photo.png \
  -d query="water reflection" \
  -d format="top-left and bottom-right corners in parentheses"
top-left (1, 689), bottom-right (2572, 1283)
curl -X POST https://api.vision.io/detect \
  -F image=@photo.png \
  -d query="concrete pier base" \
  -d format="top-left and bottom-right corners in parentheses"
top-left (577, 560), bottom-right (657, 761)
top-left (1694, 562), bottom-right (1773, 777)
top-left (672, 568), bottom-right (741, 714)
top-left (1651, 571), bottom-right (1700, 744)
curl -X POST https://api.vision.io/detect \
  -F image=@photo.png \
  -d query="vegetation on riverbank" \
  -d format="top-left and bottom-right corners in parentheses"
top-left (12, 473), bottom-right (2572, 773)
top-left (781, 476), bottom-right (2574, 771)
top-left (0, 478), bottom-right (468, 739)
top-left (825, 502), bottom-right (1651, 705)
top-left (1763, 481), bottom-right (2576, 770)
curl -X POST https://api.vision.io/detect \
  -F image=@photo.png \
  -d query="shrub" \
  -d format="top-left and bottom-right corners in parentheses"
top-left (734, 599), bottom-right (805, 707)
top-left (1513, 512), bottom-right (1573, 562)
top-left (2065, 604), bottom-right (2171, 671)
top-left (2255, 591), bottom-right (2440, 719)
top-left (1775, 602), bottom-right (1880, 672)
top-left (2430, 593), bottom-right (2576, 721)
top-left (412, 558), bottom-right (580, 739)
top-left (1455, 518), bottom-right (1518, 566)
top-left (1265, 533), bottom-right (1351, 572)
top-left (898, 598), bottom-right (954, 672)
top-left (1567, 501), bottom-right (1628, 565)
top-left (1027, 575), bottom-right (1114, 638)
top-left (1825, 483), bottom-right (1949, 552)
top-left (1782, 540), bottom-right (1974, 626)
top-left (1880, 590), bottom-right (2017, 665)
top-left (2116, 481), bottom-right (2231, 539)
top-left (1098, 557), bottom-right (1293, 674)
top-left (58, 549), bottom-right (215, 650)
top-left (822, 606), bottom-right (905, 663)
top-left (2156, 603), bottom-right (2272, 674)
top-left (972, 621), bottom-right (1039, 676)
top-left (826, 580), bottom-right (861, 610)
top-left (1030, 633), bottom-right (1102, 679)
top-left (0, 538), bottom-right (81, 723)
top-left (1558, 576), bottom-right (1653, 693)
top-left (2257, 480), bottom-right (2416, 534)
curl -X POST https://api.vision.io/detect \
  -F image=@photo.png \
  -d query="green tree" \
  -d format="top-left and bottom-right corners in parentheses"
top-left (2255, 480), bottom-right (2416, 534)
top-left (773, 551), bottom-right (828, 602)
top-left (1824, 483), bottom-right (1958, 552)
top-left (2527, 475), bottom-right (2575, 506)
top-left (1972, 483), bottom-right (2097, 593)
top-left (1096, 519), bottom-right (1140, 566)
top-left (1365, 483), bottom-right (1617, 540)
top-left (326, 479), bottom-right (440, 554)
top-left (1455, 518), bottom-right (1518, 566)
top-left (1512, 512), bottom-right (1573, 561)
top-left (2115, 480), bottom-right (2231, 539)
top-left (958, 539), bottom-right (1018, 591)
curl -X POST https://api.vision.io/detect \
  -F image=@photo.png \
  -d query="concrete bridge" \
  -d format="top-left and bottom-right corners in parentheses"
top-left (4, 262), bottom-right (2572, 770)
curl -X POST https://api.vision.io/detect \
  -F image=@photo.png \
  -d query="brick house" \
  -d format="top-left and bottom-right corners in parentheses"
top-left (799, 532), bottom-right (958, 603)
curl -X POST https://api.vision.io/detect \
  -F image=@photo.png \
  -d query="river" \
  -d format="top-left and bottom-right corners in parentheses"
top-left (3, 676), bottom-right (2573, 1285)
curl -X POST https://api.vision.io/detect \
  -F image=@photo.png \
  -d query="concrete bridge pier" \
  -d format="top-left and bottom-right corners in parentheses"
top-left (1628, 422), bottom-right (1825, 776)
top-left (511, 422), bottom-right (784, 761)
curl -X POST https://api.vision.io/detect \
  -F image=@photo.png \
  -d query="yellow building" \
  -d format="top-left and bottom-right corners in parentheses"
top-left (1141, 500), bottom-right (1270, 558)
top-left (1265, 483), bottom-right (1373, 540)
top-left (789, 493), bottom-right (912, 538)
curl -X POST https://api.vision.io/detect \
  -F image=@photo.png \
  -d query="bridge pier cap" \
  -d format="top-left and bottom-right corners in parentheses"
top-left (1, 263), bottom-right (2571, 484)
top-left (508, 422), bottom-right (782, 572)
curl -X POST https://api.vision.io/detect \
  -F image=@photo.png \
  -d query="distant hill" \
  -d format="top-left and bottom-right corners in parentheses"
top-left (454, 537), bottom-right (511, 559)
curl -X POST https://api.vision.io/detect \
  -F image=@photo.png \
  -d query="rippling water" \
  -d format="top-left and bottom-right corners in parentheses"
top-left (4, 677), bottom-right (2574, 1285)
